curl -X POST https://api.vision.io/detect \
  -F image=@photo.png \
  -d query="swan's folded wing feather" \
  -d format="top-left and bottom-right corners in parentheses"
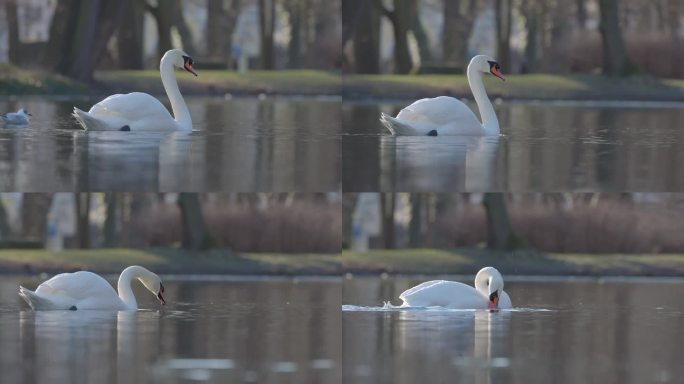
top-left (36, 271), bottom-right (118, 300)
top-left (399, 280), bottom-right (448, 301)
top-left (89, 92), bottom-right (172, 120)
top-left (397, 96), bottom-right (482, 127)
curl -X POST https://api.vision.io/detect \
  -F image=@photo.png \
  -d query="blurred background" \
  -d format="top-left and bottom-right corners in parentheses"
top-left (0, 192), bottom-right (340, 254)
top-left (343, 0), bottom-right (683, 77)
top-left (0, 0), bottom-right (342, 82)
top-left (344, 193), bottom-right (684, 252)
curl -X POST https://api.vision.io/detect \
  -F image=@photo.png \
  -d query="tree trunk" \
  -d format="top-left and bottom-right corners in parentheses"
top-left (377, 0), bottom-right (414, 74)
top-left (0, 198), bottom-right (11, 240)
top-left (598, 0), bottom-right (636, 76)
top-left (483, 193), bottom-right (515, 251)
top-left (381, 193), bottom-right (395, 248)
top-left (21, 194), bottom-right (53, 243)
top-left (350, 0), bottom-right (380, 73)
top-left (104, 193), bottom-right (119, 247)
top-left (177, 193), bottom-right (213, 250)
top-left (286, 0), bottom-right (302, 68)
top-left (75, 193), bottom-right (90, 249)
top-left (495, 0), bottom-right (513, 70)
top-left (43, 0), bottom-right (81, 73)
top-left (174, 0), bottom-right (196, 54)
top-left (411, 9), bottom-right (431, 64)
top-left (5, 0), bottom-right (20, 64)
top-left (146, 0), bottom-right (175, 61)
top-left (118, 0), bottom-right (144, 69)
top-left (576, 0), bottom-right (587, 29)
top-left (443, 0), bottom-right (476, 68)
top-left (409, 194), bottom-right (422, 248)
top-left (207, 0), bottom-right (241, 63)
top-left (259, 0), bottom-right (276, 69)
top-left (522, 0), bottom-right (539, 73)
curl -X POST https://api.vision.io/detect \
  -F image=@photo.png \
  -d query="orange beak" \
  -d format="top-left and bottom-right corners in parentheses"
top-left (491, 67), bottom-right (505, 81)
top-left (488, 296), bottom-right (499, 309)
top-left (184, 63), bottom-right (198, 77)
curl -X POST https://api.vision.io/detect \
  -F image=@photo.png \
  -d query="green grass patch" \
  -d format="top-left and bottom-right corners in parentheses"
top-left (95, 69), bottom-right (341, 96)
top-left (342, 248), bottom-right (684, 276)
top-left (344, 73), bottom-right (684, 101)
top-left (0, 64), bottom-right (86, 95)
top-left (0, 248), bottom-right (341, 275)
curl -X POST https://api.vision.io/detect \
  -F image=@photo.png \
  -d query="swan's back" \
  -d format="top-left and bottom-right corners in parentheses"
top-left (400, 280), bottom-right (487, 309)
top-left (397, 96), bottom-right (482, 129)
top-left (89, 92), bottom-right (172, 121)
top-left (36, 271), bottom-right (119, 301)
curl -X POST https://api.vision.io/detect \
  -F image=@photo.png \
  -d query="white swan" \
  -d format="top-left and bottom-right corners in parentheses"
top-left (399, 267), bottom-right (512, 309)
top-left (72, 49), bottom-right (198, 131)
top-left (380, 55), bottom-right (505, 136)
top-left (18, 265), bottom-right (165, 311)
top-left (1, 108), bottom-right (31, 125)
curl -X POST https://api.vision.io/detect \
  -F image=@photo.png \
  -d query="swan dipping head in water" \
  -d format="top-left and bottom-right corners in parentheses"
top-left (399, 266), bottom-right (512, 310)
top-left (19, 266), bottom-right (165, 311)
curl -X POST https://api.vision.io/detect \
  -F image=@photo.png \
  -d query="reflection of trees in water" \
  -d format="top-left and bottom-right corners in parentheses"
top-left (344, 278), bottom-right (684, 383)
top-left (7, 280), bottom-right (340, 383)
top-left (345, 103), bottom-right (684, 191)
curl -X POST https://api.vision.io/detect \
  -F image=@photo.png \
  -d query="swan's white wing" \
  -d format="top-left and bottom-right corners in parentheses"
top-left (399, 280), bottom-right (487, 309)
top-left (35, 271), bottom-right (119, 302)
top-left (396, 96), bottom-right (482, 127)
top-left (89, 92), bottom-right (172, 121)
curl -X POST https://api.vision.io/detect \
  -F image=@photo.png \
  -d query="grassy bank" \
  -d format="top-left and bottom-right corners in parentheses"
top-left (342, 248), bottom-right (684, 276)
top-left (0, 64), bottom-right (86, 94)
top-left (0, 248), bottom-right (341, 276)
top-left (0, 66), bottom-right (341, 97)
top-left (2, 248), bottom-right (683, 277)
top-left (344, 73), bottom-right (684, 101)
top-left (96, 69), bottom-right (341, 96)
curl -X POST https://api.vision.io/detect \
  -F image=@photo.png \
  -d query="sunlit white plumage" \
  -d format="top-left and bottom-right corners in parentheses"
top-left (1, 108), bottom-right (31, 125)
top-left (18, 265), bottom-right (165, 311)
top-left (380, 55), bottom-right (505, 136)
top-left (399, 267), bottom-right (512, 309)
top-left (72, 49), bottom-right (198, 131)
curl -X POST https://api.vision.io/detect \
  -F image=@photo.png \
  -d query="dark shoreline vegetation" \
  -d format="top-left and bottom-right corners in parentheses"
top-left (2, 65), bottom-right (684, 101)
top-left (0, 65), bottom-right (341, 97)
top-left (2, 248), bottom-right (684, 277)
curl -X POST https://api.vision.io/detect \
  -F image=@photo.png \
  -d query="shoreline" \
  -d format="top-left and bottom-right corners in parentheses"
top-left (2, 248), bottom-right (684, 277)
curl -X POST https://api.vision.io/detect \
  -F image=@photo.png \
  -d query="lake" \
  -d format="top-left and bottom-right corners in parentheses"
top-left (343, 276), bottom-right (684, 383)
top-left (343, 100), bottom-right (684, 191)
top-left (0, 97), bottom-right (340, 192)
top-left (0, 276), bottom-right (341, 384)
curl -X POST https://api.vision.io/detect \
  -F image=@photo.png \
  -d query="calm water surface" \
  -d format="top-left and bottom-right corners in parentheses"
top-left (343, 101), bottom-right (684, 191)
top-left (0, 276), bottom-right (341, 384)
top-left (343, 276), bottom-right (684, 383)
top-left (0, 97), bottom-right (340, 191)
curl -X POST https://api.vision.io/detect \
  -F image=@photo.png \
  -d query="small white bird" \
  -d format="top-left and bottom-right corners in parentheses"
top-left (1, 108), bottom-right (32, 126)
top-left (18, 265), bottom-right (166, 311)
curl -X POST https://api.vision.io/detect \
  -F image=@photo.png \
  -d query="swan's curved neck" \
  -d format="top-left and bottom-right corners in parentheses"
top-left (117, 266), bottom-right (147, 310)
top-left (474, 273), bottom-right (490, 297)
top-left (160, 56), bottom-right (192, 131)
top-left (467, 65), bottom-right (499, 135)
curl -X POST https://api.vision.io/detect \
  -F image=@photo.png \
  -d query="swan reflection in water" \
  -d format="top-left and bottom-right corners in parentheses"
top-left (19, 310), bottom-right (160, 383)
top-left (380, 135), bottom-right (500, 191)
top-left (396, 310), bottom-right (511, 384)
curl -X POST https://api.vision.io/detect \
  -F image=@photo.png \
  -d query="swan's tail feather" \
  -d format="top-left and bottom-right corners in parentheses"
top-left (18, 286), bottom-right (60, 310)
top-left (72, 108), bottom-right (109, 131)
top-left (380, 113), bottom-right (418, 135)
